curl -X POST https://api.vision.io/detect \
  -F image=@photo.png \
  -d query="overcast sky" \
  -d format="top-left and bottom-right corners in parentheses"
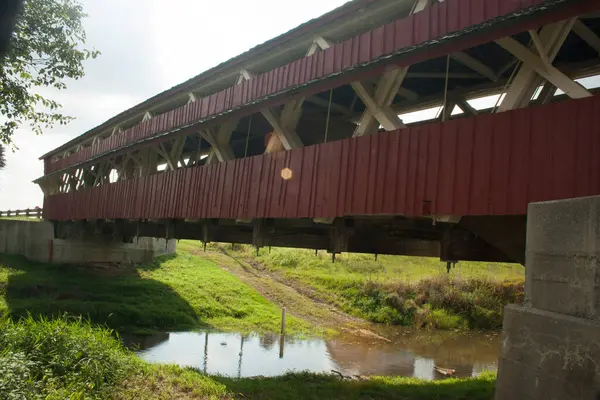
top-left (0, 0), bottom-right (349, 209)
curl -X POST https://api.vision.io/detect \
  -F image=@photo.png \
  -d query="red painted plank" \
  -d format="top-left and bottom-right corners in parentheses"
top-left (453, 117), bottom-right (474, 216)
top-left (425, 124), bottom-right (441, 215)
top-left (506, 105), bottom-right (531, 215)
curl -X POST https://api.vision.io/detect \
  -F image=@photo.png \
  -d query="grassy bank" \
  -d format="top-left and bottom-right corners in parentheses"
top-left (0, 317), bottom-right (496, 400)
top-left (206, 243), bottom-right (525, 330)
top-left (0, 251), bottom-right (315, 335)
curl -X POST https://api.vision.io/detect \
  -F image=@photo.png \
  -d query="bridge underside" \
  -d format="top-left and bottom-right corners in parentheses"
top-left (54, 214), bottom-right (525, 263)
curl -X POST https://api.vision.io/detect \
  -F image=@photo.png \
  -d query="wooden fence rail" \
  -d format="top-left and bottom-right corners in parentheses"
top-left (0, 208), bottom-right (43, 218)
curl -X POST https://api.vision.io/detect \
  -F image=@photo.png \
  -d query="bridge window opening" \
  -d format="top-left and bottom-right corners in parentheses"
top-left (531, 86), bottom-right (544, 101)
top-left (451, 106), bottom-right (464, 116)
top-left (467, 94), bottom-right (506, 111)
top-left (109, 169), bottom-right (118, 183)
top-left (555, 74), bottom-right (600, 96)
top-left (398, 107), bottom-right (442, 124)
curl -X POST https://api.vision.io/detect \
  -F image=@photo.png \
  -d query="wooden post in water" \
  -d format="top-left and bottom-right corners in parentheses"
top-left (280, 307), bottom-right (286, 335)
top-left (279, 334), bottom-right (285, 359)
top-left (279, 306), bottom-right (286, 358)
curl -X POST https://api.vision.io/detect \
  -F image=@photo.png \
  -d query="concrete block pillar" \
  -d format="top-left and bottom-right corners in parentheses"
top-left (495, 196), bottom-right (600, 400)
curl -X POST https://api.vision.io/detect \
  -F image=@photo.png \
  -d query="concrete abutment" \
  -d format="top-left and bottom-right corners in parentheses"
top-left (0, 220), bottom-right (175, 264)
top-left (495, 196), bottom-right (600, 400)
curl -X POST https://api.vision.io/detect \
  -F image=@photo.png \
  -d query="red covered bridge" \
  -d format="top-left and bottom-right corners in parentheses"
top-left (36, 0), bottom-right (600, 264)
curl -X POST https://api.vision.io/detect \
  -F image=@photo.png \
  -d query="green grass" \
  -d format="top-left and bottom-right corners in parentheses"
top-left (0, 216), bottom-right (41, 221)
top-left (205, 243), bottom-right (525, 330)
top-left (0, 250), bottom-right (314, 336)
top-left (0, 317), bottom-right (496, 400)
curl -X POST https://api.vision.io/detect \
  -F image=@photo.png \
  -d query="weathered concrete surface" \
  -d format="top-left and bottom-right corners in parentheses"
top-left (0, 220), bottom-right (175, 263)
top-left (0, 220), bottom-right (54, 261)
top-left (496, 195), bottom-right (600, 399)
top-left (525, 196), bottom-right (600, 320)
top-left (496, 305), bottom-right (600, 400)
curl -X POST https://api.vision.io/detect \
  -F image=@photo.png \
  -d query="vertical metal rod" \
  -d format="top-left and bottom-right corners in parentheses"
top-left (324, 89), bottom-right (333, 143)
top-left (244, 115), bottom-right (253, 157)
top-left (491, 61), bottom-right (521, 114)
top-left (442, 54), bottom-right (450, 122)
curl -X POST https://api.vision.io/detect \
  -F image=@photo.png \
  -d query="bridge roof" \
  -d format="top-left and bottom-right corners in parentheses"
top-left (41, 0), bottom-right (416, 159)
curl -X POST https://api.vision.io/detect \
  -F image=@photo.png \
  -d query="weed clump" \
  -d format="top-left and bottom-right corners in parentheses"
top-left (354, 275), bottom-right (524, 329)
top-left (0, 316), bottom-right (131, 399)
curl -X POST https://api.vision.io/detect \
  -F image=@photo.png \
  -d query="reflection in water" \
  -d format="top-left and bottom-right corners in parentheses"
top-left (128, 329), bottom-right (499, 379)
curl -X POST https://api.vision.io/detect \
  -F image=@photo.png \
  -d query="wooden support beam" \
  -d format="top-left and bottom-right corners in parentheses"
top-left (140, 147), bottom-right (158, 177)
top-left (411, 0), bottom-right (433, 13)
top-left (351, 0), bottom-right (435, 136)
top-left (157, 143), bottom-right (176, 171)
top-left (437, 101), bottom-right (456, 121)
top-left (202, 119), bottom-right (239, 164)
top-left (537, 82), bottom-right (557, 104)
top-left (261, 108), bottom-right (303, 150)
top-left (398, 87), bottom-right (419, 101)
top-left (499, 20), bottom-right (576, 111)
top-left (495, 36), bottom-right (591, 100)
top-left (406, 72), bottom-right (482, 79)
top-left (573, 20), bottom-right (600, 57)
top-left (237, 66), bottom-right (306, 151)
top-left (352, 69), bottom-right (407, 136)
top-left (455, 99), bottom-right (479, 116)
top-left (312, 36), bottom-right (332, 52)
top-left (529, 29), bottom-right (551, 67)
top-left (306, 96), bottom-right (351, 115)
top-left (169, 137), bottom-right (187, 166)
top-left (451, 52), bottom-right (498, 81)
top-left (111, 126), bottom-right (122, 137)
top-left (236, 69), bottom-right (254, 84)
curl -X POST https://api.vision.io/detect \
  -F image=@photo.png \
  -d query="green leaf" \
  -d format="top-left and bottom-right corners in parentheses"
top-left (0, 0), bottom-right (99, 147)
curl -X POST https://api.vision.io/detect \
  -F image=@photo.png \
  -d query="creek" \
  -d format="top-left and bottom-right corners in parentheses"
top-left (125, 327), bottom-right (500, 380)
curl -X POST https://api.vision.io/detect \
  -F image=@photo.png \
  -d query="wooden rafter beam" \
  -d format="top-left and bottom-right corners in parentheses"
top-left (495, 36), bottom-right (591, 100)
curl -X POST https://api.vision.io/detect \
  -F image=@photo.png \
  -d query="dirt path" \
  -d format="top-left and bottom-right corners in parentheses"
top-left (187, 247), bottom-right (384, 338)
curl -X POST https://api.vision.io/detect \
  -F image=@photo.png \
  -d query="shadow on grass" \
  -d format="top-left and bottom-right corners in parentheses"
top-left (0, 253), bottom-right (202, 334)
top-left (211, 371), bottom-right (495, 400)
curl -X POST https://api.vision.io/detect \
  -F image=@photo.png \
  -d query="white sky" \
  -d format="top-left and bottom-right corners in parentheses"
top-left (0, 0), bottom-right (349, 209)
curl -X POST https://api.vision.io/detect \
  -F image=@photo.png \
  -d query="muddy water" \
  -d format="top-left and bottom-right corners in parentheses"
top-left (125, 328), bottom-right (500, 379)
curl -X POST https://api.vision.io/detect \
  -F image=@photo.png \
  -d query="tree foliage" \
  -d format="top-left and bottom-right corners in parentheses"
top-left (0, 0), bottom-right (98, 146)
top-left (0, 145), bottom-right (5, 170)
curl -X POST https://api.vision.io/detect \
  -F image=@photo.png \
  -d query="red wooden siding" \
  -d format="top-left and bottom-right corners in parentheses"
top-left (44, 95), bottom-right (600, 221)
top-left (43, 0), bottom-right (600, 175)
